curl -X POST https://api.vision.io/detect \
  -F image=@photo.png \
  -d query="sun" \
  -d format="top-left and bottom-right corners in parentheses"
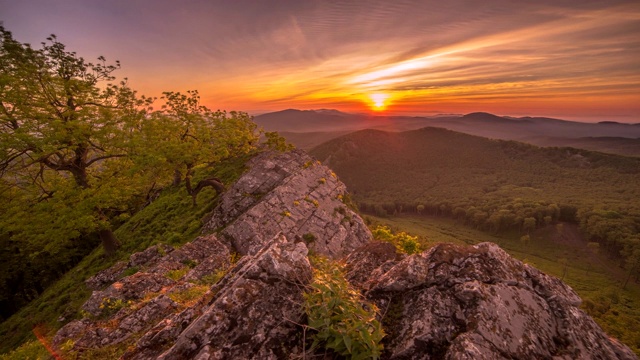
top-left (369, 93), bottom-right (389, 111)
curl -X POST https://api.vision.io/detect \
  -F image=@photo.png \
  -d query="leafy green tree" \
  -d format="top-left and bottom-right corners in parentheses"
top-left (0, 26), bottom-right (151, 254)
top-left (263, 131), bottom-right (295, 152)
top-left (141, 90), bottom-right (259, 205)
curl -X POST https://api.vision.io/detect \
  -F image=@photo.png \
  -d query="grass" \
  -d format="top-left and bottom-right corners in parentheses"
top-left (0, 154), bottom-right (251, 356)
top-left (366, 214), bottom-right (640, 355)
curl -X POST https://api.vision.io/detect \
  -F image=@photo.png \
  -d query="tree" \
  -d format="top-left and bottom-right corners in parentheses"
top-left (523, 217), bottom-right (537, 234)
top-left (141, 90), bottom-right (259, 205)
top-left (0, 26), bottom-right (150, 254)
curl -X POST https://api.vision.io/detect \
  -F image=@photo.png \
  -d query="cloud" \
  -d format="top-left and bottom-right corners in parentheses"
top-left (1, 0), bottom-right (638, 120)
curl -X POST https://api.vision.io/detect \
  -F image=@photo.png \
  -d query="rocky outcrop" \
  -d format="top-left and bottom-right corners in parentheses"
top-left (203, 149), bottom-right (370, 258)
top-left (128, 235), bottom-right (312, 359)
top-left (53, 150), bottom-right (638, 359)
top-left (348, 241), bottom-right (637, 359)
top-left (53, 235), bottom-right (229, 350)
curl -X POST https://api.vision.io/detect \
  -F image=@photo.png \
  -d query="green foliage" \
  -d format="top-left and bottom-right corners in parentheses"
top-left (303, 233), bottom-right (317, 243)
top-left (263, 131), bottom-right (295, 152)
top-left (0, 27), bottom-right (260, 323)
top-left (199, 268), bottom-right (228, 286)
top-left (168, 285), bottom-right (209, 307)
top-left (0, 340), bottom-right (50, 360)
top-left (304, 258), bottom-right (385, 359)
top-left (181, 259), bottom-right (198, 268)
top-left (122, 266), bottom-right (140, 277)
top-left (0, 26), bottom-right (157, 258)
top-left (372, 225), bottom-right (421, 255)
top-left (98, 298), bottom-right (132, 318)
top-left (165, 268), bottom-right (188, 281)
top-left (141, 90), bottom-right (260, 196)
top-left (61, 335), bottom-right (139, 360)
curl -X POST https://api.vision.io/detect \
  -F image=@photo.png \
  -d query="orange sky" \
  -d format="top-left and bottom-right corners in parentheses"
top-left (2, 0), bottom-right (639, 122)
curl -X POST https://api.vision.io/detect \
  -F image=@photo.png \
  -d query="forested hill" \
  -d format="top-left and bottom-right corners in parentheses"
top-left (310, 127), bottom-right (640, 265)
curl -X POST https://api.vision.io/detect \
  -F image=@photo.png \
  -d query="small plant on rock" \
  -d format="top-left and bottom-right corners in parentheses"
top-left (372, 225), bottom-right (421, 255)
top-left (99, 298), bottom-right (132, 318)
top-left (304, 257), bottom-right (385, 359)
top-left (169, 285), bottom-right (209, 307)
top-left (166, 268), bottom-right (189, 281)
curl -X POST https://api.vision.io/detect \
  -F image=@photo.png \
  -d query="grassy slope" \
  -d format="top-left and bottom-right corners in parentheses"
top-left (368, 214), bottom-right (640, 355)
top-left (0, 154), bottom-right (251, 356)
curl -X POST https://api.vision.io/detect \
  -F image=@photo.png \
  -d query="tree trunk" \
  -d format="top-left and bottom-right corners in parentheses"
top-left (99, 228), bottom-right (120, 256)
top-left (173, 169), bottom-right (182, 186)
top-left (70, 167), bottom-right (90, 189)
top-left (191, 177), bottom-right (225, 206)
top-left (184, 165), bottom-right (194, 195)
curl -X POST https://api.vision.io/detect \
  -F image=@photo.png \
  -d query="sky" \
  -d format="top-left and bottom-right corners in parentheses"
top-left (1, 0), bottom-right (639, 122)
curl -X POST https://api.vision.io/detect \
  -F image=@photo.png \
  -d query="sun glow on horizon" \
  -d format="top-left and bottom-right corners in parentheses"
top-left (369, 93), bottom-right (390, 111)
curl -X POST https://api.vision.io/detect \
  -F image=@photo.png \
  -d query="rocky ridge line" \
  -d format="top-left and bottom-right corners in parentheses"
top-left (52, 150), bottom-right (637, 359)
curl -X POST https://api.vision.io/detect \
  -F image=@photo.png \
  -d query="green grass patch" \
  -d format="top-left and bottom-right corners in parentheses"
top-left (168, 285), bottom-right (209, 308)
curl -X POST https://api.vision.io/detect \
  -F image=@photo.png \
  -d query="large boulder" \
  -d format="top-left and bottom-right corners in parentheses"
top-left (203, 149), bottom-right (371, 258)
top-left (350, 242), bottom-right (637, 360)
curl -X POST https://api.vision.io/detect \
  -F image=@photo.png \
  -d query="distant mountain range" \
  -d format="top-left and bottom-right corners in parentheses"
top-left (254, 109), bottom-right (640, 156)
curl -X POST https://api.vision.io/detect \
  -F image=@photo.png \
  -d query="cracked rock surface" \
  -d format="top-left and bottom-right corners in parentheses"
top-left (203, 149), bottom-right (370, 258)
top-left (351, 242), bottom-right (637, 360)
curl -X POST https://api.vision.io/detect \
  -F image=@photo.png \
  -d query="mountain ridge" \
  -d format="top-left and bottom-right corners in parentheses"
top-left (255, 109), bottom-right (640, 156)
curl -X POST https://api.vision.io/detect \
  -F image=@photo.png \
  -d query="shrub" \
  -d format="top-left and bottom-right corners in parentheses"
top-left (304, 258), bottom-right (384, 359)
top-left (302, 233), bottom-right (317, 243)
top-left (98, 298), bottom-right (132, 318)
top-left (372, 225), bottom-right (421, 255)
